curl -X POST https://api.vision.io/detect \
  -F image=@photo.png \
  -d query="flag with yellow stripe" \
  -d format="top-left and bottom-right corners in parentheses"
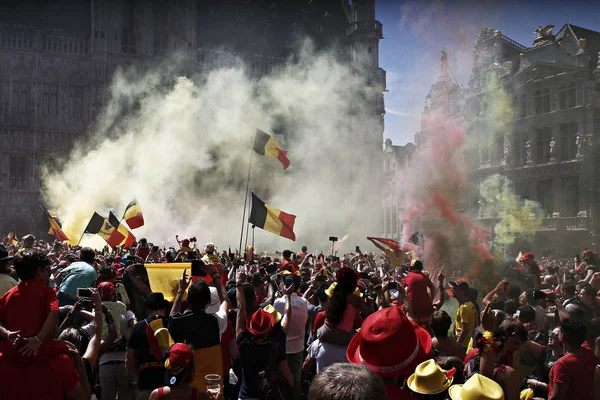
top-left (40, 206), bottom-right (69, 242)
top-left (84, 212), bottom-right (117, 244)
top-left (248, 192), bottom-right (296, 241)
top-left (108, 211), bottom-right (135, 248)
top-left (253, 129), bottom-right (290, 170)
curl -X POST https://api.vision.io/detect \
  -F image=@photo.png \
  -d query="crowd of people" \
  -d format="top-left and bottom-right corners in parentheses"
top-left (0, 234), bottom-right (600, 400)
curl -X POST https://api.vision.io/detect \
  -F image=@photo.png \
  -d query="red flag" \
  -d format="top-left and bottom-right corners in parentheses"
top-left (367, 237), bottom-right (401, 251)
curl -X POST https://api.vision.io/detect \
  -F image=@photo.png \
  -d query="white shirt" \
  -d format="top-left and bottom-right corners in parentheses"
top-left (274, 293), bottom-right (308, 354)
top-left (308, 339), bottom-right (348, 373)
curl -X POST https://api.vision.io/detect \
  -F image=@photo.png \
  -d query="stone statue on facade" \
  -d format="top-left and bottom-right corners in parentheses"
top-left (475, 27), bottom-right (496, 45)
top-left (526, 139), bottom-right (533, 164)
top-left (503, 140), bottom-right (510, 164)
top-left (549, 137), bottom-right (556, 162)
top-left (520, 53), bottom-right (526, 69)
top-left (576, 134), bottom-right (584, 159)
top-left (533, 25), bottom-right (556, 47)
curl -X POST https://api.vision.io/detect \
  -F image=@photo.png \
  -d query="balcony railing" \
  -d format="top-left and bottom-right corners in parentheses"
top-left (346, 21), bottom-right (383, 39)
top-left (422, 216), bottom-right (590, 233)
top-left (0, 26), bottom-right (89, 55)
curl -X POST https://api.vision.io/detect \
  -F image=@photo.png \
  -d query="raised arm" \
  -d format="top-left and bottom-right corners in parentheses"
top-left (171, 268), bottom-right (191, 316)
top-left (235, 271), bottom-right (248, 337)
top-left (82, 288), bottom-right (103, 367)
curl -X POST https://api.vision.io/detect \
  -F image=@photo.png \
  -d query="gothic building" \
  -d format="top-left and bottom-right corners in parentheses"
top-left (0, 0), bottom-right (386, 238)
top-left (410, 23), bottom-right (600, 256)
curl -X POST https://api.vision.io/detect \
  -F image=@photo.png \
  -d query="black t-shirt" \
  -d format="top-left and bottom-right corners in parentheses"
top-left (268, 322), bottom-right (287, 354)
top-left (237, 331), bottom-right (286, 399)
top-left (127, 315), bottom-right (168, 390)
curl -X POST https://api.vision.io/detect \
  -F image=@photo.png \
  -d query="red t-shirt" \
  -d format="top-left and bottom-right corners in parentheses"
top-left (0, 279), bottom-right (67, 362)
top-left (549, 350), bottom-right (597, 399)
top-left (313, 310), bottom-right (362, 334)
top-left (0, 353), bottom-right (80, 399)
top-left (402, 271), bottom-right (434, 318)
top-left (220, 320), bottom-right (235, 376)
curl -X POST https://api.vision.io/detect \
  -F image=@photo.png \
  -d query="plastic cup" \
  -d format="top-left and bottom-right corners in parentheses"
top-left (205, 374), bottom-right (221, 397)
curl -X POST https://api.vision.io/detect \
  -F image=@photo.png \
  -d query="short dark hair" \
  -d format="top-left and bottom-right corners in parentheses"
top-left (308, 363), bottom-right (386, 400)
top-left (562, 281), bottom-right (576, 297)
top-left (582, 284), bottom-right (598, 298)
top-left (430, 310), bottom-right (452, 338)
top-left (560, 318), bottom-right (588, 348)
top-left (499, 317), bottom-right (528, 342)
top-left (517, 306), bottom-right (536, 324)
top-left (435, 356), bottom-right (465, 385)
top-left (302, 246), bottom-right (308, 252)
top-left (282, 250), bottom-right (292, 258)
top-left (80, 247), bottom-right (95, 264)
top-left (506, 283), bottom-right (521, 300)
top-left (490, 298), bottom-right (505, 311)
top-left (187, 280), bottom-right (211, 311)
top-left (504, 299), bottom-right (518, 315)
top-left (315, 286), bottom-right (328, 304)
top-left (13, 251), bottom-right (50, 280)
top-left (285, 274), bottom-right (300, 291)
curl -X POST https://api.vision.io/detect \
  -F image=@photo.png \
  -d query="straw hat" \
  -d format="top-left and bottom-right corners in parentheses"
top-left (519, 388), bottom-right (534, 400)
top-left (448, 374), bottom-right (504, 400)
top-left (325, 282), bottom-right (362, 298)
top-left (263, 304), bottom-right (282, 324)
top-left (407, 360), bottom-right (455, 395)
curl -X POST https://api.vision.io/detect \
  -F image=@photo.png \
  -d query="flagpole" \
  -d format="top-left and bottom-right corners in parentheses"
top-left (238, 149), bottom-right (253, 255)
top-left (244, 221), bottom-right (250, 255)
top-left (77, 232), bottom-right (86, 246)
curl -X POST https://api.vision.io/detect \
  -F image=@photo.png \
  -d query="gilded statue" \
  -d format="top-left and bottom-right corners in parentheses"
top-left (533, 25), bottom-right (555, 47)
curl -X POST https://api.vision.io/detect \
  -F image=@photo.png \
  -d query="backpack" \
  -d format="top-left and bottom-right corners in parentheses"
top-left (145, 317), bottom-right (174, 360)
top-left (257, 342), bottom-right (292, 400)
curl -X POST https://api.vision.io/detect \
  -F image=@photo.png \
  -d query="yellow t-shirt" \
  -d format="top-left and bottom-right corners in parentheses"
top-left (383, 248), bottom-right (404, 268)
top-left (454, 301), bottom-right (477, 346)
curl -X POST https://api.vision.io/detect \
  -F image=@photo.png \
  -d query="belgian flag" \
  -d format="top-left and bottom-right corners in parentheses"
top-left (248, 192), bottom-right (296, 241)
top-left (109, 211), bottom-right (136, 247)
top-left (123, 199), bottom-right (144, 229)
top-left (85, 212), bottom-right (117, 245)
top-left (6, 228), bottom-right (18, 246)
top-left (40, 206), bottom-right (69, 242)
top-left (253, 129), bottom-right (290, 170)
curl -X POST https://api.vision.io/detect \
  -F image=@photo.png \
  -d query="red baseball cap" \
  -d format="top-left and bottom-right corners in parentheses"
top-left (519, 252), bottom-right (534, 262)
top-left (97, 281), bottom-right (116, 301)
top-left (164, 343), bottom-right (193, 383)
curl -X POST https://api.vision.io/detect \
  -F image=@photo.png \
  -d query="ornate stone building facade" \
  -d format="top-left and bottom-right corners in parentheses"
top-left (410, 24), bottom-right (600, 255)
top-left (0, 0), bottom-right (386, 238)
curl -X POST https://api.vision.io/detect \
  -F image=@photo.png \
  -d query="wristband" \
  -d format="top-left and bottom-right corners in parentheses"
top-left (34, 336), bottom-right (42, 344)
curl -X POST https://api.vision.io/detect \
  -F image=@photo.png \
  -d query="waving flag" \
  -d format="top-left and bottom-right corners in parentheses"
top-left (109, 211), bottom-right (136, 247)
top-left (253, 129), bottom-right (290, 170)
top-left (367, 237), bottom-right (401, 251)
top-left (123, 199), bottom-right (144, 229)
top-left (249, 192), bottom-right (296, 241)
top-left (40, 206), bottom-right (69, 242)
top-left (85, 212), bottom-right (117, 245)
top-left (7, 228), bottom-right (18, 246)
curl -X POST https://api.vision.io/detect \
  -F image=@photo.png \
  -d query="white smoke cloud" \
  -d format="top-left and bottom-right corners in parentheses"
top-left (42, 43), bottom-right (383, 252)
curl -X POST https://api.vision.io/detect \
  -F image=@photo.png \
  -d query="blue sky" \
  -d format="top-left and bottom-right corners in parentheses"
top-left (376, 0), bottom-right (600, 146)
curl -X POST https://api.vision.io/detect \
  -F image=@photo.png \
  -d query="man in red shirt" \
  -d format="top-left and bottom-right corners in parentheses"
top-left (280, 250), bottom-right (297, 273)
top-left (402, 260), bottom-right (435, 328)
top-left (0, 251), bottom-right (69, 363)
top-left (548, 318), bottom-right (597, 400)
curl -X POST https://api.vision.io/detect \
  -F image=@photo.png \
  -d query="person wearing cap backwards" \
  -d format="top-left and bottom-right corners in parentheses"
top-left (0, 244), bottom-right (17, 296)
top-left (402, 260), bottom-right (436, 328)
top-left (235, 271), bottom-right (295, 399)
top-left (95, 281), bottom-right (133, 400)
top-left (126, 292), bottom-right (172, 399)
top-left (17, 233), bottom-right (35, 254)
top-left (169, 264), bottom-right (230, 392)
top-left (347, 306), bottom-right (432, 400)
top-left (149, 343), bottom-right (214, 400)
top-left (449, 280), bottom-right (477, 347)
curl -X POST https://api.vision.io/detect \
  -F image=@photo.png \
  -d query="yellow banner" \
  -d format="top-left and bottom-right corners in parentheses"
top-left (145, 263), bottom-right (190, 302)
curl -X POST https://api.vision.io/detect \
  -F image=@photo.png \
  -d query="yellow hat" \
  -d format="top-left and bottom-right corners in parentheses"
top-left (448, 374), bottom-right (504, 400)
top-left (263, 304), bottom-right (282, 324)
top-left (407, 360), bottom-right (454, 395)
top-left (325, 282), bottom-right (362, 298)
top-left (520, 388), bottom-right (534, 400)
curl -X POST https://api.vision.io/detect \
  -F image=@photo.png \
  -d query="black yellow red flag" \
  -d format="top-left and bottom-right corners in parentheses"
top-left (109, 211), bottom-right (135, 247)
top-left (123, 199), bottom-right (144, 229)
top-left (40, 206), bottom-right (69, 242)
top-left (248, 192), bottom-right (296, 241)
top-left (253, 129), bottom-right (290, 170)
